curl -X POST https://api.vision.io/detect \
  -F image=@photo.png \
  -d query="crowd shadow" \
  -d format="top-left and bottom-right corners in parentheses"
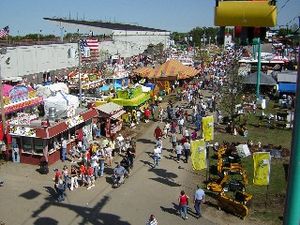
top-left (150, 177), bottom-right (181, 187)
top-left (30, 194), bottom-right (130, 225)
top-left (140, 159), bottom-right (153, 168)
top-left (137, 138), bottom-right (156, 145)
top-left (34, 217), bottom-right (58, 225)
top-left (148, 168), bottom-right (181, 187)
top-left (160, 203), bottom-right (198, 218)
top-left (43, 186), bottom-right (57, 201)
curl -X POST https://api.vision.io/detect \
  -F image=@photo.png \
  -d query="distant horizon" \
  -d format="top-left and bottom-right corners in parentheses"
top-left (0, 0), bottom-right (299, 36)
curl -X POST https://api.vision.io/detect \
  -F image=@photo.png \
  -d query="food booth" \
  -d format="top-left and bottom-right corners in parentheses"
top-left (95, 102), bottom-right (125, 138)
top-left (8, 108), bottom-right (98, 165)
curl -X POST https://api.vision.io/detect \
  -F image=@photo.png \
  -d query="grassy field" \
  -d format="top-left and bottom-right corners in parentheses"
top-left (206, 100), bottom-right (292, 224)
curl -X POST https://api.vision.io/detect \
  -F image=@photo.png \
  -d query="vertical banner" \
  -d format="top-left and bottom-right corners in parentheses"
top-left (191, 139), bottom-right (207, 171)
top-left (253, 152), bottom-right (271, 185)
top-left (202, 115), bottom-right (214, 141)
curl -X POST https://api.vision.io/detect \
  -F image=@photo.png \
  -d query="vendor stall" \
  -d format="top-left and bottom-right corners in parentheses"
top-left (95, 102), bottom-right (125, 138)
top-left (8, 108), bottom-right (98, 165)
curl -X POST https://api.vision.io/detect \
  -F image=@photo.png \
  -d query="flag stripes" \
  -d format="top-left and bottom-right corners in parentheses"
top-left (80, 38), bottom-right (99, 62)
top-left (0, 26), bottom-right (9, 38)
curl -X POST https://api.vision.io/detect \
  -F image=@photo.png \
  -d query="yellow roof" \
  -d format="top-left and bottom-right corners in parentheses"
top-left (134, 59), bottom-right (199, 80)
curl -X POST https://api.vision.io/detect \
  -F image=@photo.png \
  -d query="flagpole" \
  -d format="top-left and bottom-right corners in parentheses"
top-left (0, 48), bottom-right (7, 138)
top-left (78, 41), bottom-right (82, 107)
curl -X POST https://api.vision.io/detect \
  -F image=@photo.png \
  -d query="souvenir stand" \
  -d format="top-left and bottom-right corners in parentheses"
top-left (8, 108), bottom-right (98, 165)
top-left (95, 102), bottom-right (125, 138)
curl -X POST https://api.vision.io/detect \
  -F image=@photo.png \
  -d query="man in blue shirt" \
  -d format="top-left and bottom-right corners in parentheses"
top-left (113, 162), bottom-right (127, 185)
top-left (194, 185), bottom-right (205, 218)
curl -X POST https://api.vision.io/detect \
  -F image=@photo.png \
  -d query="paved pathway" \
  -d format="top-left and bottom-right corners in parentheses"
top-left (0, 119), bottom-right (218, 225)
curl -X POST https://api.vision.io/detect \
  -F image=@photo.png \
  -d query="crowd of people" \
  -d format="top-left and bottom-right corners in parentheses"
top-left (53, 132), bottom-right (136, 202)
top-left (49, 44), bottom-right (240, 223)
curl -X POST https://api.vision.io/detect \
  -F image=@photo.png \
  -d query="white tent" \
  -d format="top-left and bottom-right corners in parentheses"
top-left (36, 82), bottom-right (69, 98)
top-left (44, 91), bottom-right (79, 118)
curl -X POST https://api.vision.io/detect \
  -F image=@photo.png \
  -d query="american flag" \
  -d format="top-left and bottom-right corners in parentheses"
top-left (0, 26), bottom-right (9, 38)
top-left (79, 38), bottom-right (99, 62)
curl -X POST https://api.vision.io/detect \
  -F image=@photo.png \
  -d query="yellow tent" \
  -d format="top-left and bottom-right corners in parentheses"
top-left (134, 59), bottom-right (199, 80)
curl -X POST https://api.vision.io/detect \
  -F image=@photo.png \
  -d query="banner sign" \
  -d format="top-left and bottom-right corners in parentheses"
top-left (253, 152), bottom-right (271, 186)
top-left (202, 115), bottom-right (214, 141)
top-left (191, 139), bottom-right (207, 171)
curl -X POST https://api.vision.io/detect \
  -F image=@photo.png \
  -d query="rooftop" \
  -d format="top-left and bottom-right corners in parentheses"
top-left (44, 17), bottom-right (168, 32)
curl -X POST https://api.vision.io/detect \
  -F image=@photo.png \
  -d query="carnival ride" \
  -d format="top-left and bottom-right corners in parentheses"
top-left (215, 0), bottom-right (277, 27)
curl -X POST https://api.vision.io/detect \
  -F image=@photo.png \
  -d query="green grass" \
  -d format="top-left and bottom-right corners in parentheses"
top-left (208, 99), bottom-right (291, 224)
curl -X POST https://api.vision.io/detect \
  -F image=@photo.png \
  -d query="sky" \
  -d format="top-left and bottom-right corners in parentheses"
top-left (0, 0), bottom-right (299, 36)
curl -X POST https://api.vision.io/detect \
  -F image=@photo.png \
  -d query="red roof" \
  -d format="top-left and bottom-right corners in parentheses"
top-left (36, 109), bottom-right (98, 139)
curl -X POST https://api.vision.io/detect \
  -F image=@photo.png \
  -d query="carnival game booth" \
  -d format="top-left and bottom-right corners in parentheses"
top-left (99, 64), bottom-right (129, 92)
top-left (2, 84), bottom-right (43, 117)
top-left (110, 86), bottom-right (150, 124)
top-left (68, 69), bottom-right (104, 94)
top-left (0, 85), bottom-right (43, 154)
top-left (8, 108), bottom-right (98, 165)
top-left (95, 102), bottom-right (125, 138)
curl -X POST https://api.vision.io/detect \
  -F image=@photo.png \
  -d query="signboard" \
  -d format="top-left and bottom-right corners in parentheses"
top-left (10, 126), bottom-right (36, 137)
top-left (9, 113), bottom-right (38, 126)
top-left (9, 85), bottom-right (29, 103)
top-left (66, 115), bottom-right (84, 128)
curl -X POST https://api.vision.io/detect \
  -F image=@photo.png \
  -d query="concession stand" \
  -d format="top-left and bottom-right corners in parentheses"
top-left (95, 102), bottom-right (125, 138)
top-left (8, 108), bottom-right (98, 165)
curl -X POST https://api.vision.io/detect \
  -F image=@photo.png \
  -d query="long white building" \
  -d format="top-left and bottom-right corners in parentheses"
top-left (0, 18), bottom-right (170, 79)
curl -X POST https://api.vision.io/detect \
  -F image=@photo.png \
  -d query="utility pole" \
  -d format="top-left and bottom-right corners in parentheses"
top-left (283, 19), bottom-right (300, 225)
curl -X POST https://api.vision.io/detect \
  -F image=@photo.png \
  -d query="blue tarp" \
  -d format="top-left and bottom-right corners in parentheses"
top-left (278, 83), bottom-right (296, 93)
top-left (144, 82), bottom-right (155, 90)
top-left (99, 78), bottom-right (128, 91)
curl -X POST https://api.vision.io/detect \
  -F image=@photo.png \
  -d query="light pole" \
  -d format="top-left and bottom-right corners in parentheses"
top-left (253, 38), bottom-right (261, 99)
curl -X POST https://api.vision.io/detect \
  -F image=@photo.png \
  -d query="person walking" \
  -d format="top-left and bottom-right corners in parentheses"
top-left (178, 190), bottom-right (189, 219)
top-left (194, 185), bottom-right (205, 218)
top-left (183, 140), bottom-right (191, 163)
top-left (175, 142), bottom-right (183, 163)
top-left (153, 146), bottom-right (161, 168)
top-left (61, 138), bottom-right (67, 162)
top-left (154, 126), bottom-right (163, 140)
top-left (56, 175), bottom-right (65, 202)
top-left (146, 214), bottom-right (158, 225)
top-left (178, 117), bottom-right (184, 134)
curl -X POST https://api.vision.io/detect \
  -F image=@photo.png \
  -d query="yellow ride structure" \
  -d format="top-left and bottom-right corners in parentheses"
top-left (215, 0), bottom-right (277, 27)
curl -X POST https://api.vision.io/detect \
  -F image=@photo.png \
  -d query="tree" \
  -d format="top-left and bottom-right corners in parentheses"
top-left (219, 61), bottom-right (245, 133)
